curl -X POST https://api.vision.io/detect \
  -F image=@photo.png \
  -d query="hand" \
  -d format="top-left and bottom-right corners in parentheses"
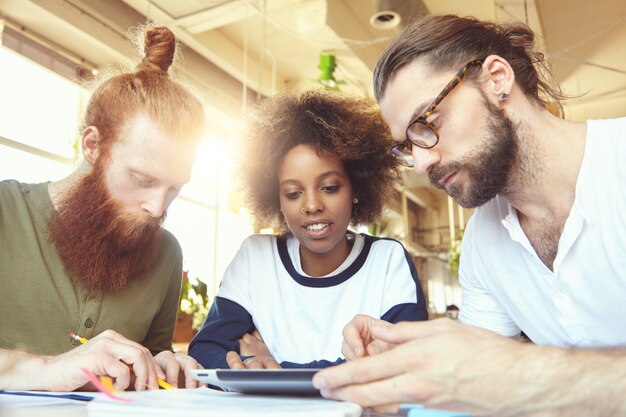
top-left (154, 350), bottom-right (205, 389)
top-left (46, 329), bottom-right (165, 391)
top-left (225, 350), bottom-right (281, 369)
top-left (314, 319), bottom-right (538, 414)
top-left (239, 331), bottom-right (272, 357)
top-left (341, 314), bottom-right (394, 360)
top-left (228, 331), bottom-right (281, 368)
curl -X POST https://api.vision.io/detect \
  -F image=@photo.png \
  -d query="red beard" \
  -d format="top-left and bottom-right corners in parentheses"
top-left (49, 163), bottom-right (165, 293)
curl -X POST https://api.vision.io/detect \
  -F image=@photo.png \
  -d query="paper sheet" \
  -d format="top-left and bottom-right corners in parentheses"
top-left (0, 391), bottom-right (101, 407)
top-left (87, 387), bottom-right (362, 417)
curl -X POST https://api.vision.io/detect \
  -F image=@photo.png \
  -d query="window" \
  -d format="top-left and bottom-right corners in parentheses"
top-left (0, 40), bottom-right (251, 299)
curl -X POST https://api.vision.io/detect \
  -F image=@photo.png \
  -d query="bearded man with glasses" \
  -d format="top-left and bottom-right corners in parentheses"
top-left (313, 14), bottom-right (626, 417)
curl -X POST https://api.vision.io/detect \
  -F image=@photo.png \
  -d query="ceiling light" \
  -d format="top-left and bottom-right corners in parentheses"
top-left (370, 11), bottom-right (401, 29)
top-left (370, 0), bottom-right (402, 29)
top-left (370, 0), bottom-right (428, 30)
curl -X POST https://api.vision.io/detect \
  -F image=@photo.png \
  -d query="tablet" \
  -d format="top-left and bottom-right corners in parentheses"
top-left (190, 369), bottom-right (320, 396)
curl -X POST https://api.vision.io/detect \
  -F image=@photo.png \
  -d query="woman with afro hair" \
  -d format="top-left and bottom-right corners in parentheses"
top-left (189, 90), bottom-right (428, 370)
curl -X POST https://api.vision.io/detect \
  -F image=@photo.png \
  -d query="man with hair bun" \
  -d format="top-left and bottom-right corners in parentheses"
top-left (314, 14), bottom-right (626, 416)
top-left (0, 26), bottom-right (206, 391)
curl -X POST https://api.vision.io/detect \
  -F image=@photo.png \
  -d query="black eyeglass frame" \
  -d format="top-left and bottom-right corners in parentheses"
top-left (390, 60), bottom-right (484, 166)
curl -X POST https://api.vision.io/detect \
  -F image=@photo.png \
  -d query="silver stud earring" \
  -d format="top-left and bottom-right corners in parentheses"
top-left (353, 197), bottom-right (359, 204)
top-left (500, 93), bottom-right (509, 101)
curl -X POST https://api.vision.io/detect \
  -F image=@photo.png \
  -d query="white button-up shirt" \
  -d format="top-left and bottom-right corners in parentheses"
top-left (459, 118), bottom-right (626, 348)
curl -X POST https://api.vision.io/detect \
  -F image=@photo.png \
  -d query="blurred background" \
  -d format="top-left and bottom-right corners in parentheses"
top-left (1, 0), bottom-right (625, 321)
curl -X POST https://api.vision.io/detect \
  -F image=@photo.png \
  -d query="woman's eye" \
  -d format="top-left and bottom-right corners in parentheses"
top-left (322, 185), bottom-right (339, 193)
top-left (284, 191), bottom-right (300, 200)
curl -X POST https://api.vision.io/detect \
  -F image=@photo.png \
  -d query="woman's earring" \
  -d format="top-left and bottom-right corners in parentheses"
top-left (500, 93), bottom-right (509, 101)
top-left (353, 197), bottom-right (359, 204)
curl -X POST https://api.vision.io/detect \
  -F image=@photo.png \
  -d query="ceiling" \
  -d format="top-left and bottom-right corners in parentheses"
top-left (1, 0), bottom-right (625, 123)
top-left (1, 0), bottom-right (625, 194)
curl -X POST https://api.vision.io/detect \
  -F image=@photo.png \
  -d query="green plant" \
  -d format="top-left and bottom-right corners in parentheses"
top-left (367, 220), bottom-right (388, 237)
top-left (316, 51), bottom-right (346, 91)
top-left (446, 229), bottom-right (464, 279)
top-left (179, 271), bottom-right (210, 331)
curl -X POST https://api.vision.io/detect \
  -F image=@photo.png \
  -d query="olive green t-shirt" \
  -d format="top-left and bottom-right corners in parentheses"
top-left (0, 180), bottom-right (182, 355)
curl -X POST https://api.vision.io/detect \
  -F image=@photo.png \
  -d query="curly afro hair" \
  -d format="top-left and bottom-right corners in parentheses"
top-left (238, 89), bottom-right (402, 231)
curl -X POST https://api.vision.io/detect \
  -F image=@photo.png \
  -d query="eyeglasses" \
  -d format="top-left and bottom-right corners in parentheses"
top-left (390, 60), bottom-right (483, 167)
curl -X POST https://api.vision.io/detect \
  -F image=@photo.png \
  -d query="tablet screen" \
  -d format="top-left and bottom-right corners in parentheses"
top-left (190, 369), bottom-right (320, 396)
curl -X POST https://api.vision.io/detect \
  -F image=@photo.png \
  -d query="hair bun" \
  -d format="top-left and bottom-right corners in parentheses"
top-left (138, 26), bottom-right (176, 73)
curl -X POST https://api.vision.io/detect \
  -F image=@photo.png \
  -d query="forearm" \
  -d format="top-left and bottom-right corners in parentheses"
top-left (472, 344), bottom-right (626, 417)
top-left (188, 340), bottom-right (231, 369)
top-left (0, 348), bottom-right (50, 390)
top-left (538, 347), bottom-right (626, 417)
top-left (317, 319), bottom-right (626, 416)
top-left (187, 297), bottom-right (254, 369)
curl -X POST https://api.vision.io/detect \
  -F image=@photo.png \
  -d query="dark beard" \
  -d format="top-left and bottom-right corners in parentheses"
top-left (428, 96), bottom-right (518, 208)
top-left (48, 162), bottom-right (165, 293)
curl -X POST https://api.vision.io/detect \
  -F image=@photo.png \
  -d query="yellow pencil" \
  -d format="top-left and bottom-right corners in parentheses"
top-left (70, 332), bottom-right (175, 390)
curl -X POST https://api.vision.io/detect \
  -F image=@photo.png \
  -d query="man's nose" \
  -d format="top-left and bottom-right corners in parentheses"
top-left (412, 146), bottom-right (441, 175)
top-left (141, 192), bottom-right (170, 219)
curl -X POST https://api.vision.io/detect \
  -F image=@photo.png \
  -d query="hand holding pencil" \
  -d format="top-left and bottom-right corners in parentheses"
top-left (62, 329), bottom-right (169, 391)
top-left (70, 332), bottom-right (174, 390)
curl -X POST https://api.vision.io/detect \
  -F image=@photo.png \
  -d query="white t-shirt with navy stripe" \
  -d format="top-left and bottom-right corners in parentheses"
top-left (189, 232), bottom-right (428, 368)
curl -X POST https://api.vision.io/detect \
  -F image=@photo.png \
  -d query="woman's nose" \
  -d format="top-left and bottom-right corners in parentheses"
top-left (301, 194), bottom-right (323, 214)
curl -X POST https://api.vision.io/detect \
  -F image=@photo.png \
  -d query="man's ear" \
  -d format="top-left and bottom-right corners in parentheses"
top-left (482, 55), bottom-right (515, 103)
top-left (81, 126), bottom-right (101, 165)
